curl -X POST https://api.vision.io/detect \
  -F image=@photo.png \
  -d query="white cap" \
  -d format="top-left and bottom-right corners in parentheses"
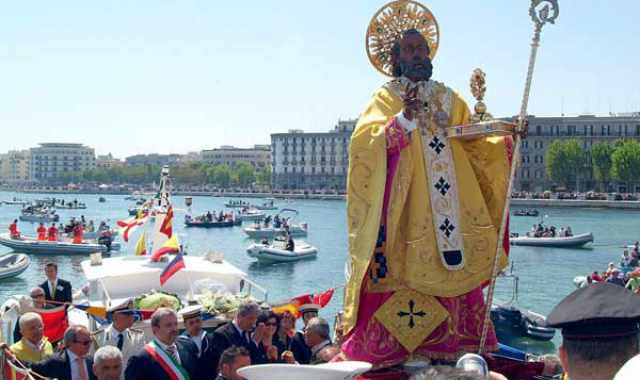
top-left (615, 354), bottom-right (640, 380)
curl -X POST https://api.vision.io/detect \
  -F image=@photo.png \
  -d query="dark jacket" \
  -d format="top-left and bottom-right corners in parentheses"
top-left (31, 350), bottom-right (97, 380)
top-left (212, 322), bottom-right (265, 368)
top-left (124, 339), bottom-right (199, 380)
top-left (40, 278), bottom-right (73, 304)
top-left (290, 331), bottom-right (311, 364)
top-left (178, 331), bottom-right (217, 380)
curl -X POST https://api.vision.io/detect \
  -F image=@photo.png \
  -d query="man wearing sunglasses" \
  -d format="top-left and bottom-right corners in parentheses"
top-left (31, 324), bottom-right (97, 380)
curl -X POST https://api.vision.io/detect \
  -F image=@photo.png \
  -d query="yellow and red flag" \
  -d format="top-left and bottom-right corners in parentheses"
top-left (271, 288), bottom-right (335, 319)
top-left (134, 233), bottom-right (147, 256)
top-left (159, 206), bottom-right (173, 238)
top-left (151, 234), bottom-right (180, 262)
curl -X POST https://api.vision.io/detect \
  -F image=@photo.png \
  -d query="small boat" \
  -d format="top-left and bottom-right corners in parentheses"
top-left (185, 219), bottom-right (241, 228)
top-left (512, 209), bottom-right (539, 217)
top-left (54, 202), bottom-right (87, 210)
top-left (254, 198), bottom-right (277, 211)
top-left (2, 199), bottom-right (29, 206)
top-left (98, 197), bottom-right (106, 203)
top-left (225, 200), bottom-right (251, 208)
top-left (247, 241), bottom-right (318, 263)
top-left (19, 211), bottom-right (60, 223)
top-left (237, 209), bottom-right (266, 222)
top-left (243, 224), bottom-right (308, 239)
top-left (491, 304), bottom-right (556, 341)
top-left (0, 254), bottom-right (30, 280)
top-left (509, 232), bottom-right (593, 248)
top-left (0, 233), bottom-right (120, 255)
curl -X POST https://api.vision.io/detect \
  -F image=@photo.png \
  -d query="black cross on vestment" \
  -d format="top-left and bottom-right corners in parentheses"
top-left (397, 300), bottom-right (427, 329)
top-left (428, 136), bottom-right (446, 154)
top-left (434, 177), bottom-right (450, 196)
top-left (439, 218), bottom-right (455, 238)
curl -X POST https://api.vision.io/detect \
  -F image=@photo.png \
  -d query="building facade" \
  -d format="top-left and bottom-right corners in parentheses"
top-left (0, 150), bottom-right (31, 183)
top-left (516, 114), bottom-right (640, 192)
top-left (96, 153), bottom-right (123, 169)
top-left (30, 143), bottom-right (95, 182)
top-left (271, 119), bottom-right (356, 190)
top-left (201, 145), bottom-right (271, 168)
top-left (125, 154), bottom-right (181, 167)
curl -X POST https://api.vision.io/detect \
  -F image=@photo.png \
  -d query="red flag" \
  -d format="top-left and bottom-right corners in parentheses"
top-left (3, 356), bottom-right (29, 380)
top-left (36, 306), bottom-right (68, 343)
top-left (117, 216), bottom-right (147, 242)
top-left (272, 288), bottom-right (335, 319)
top-left (151, 234), bottom-right (180, 262)
top-left (159, 206), bottom-right (173, 238)
top-left (314, 288), bottom-right (335, 308)
top-left (159, 251), bottom-right (185, 286)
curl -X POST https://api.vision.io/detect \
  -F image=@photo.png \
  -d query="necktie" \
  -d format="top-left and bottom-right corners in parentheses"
top-left (166, 344), bottom-right (179, 363)
top-left (76, 357), bottom-right (88, 380)
top-left (117, 333), bottom-right (124, 350)
top-left (51, 281), bottom-right (56, 299)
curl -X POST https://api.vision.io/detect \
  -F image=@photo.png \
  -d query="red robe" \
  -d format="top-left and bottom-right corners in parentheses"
top-left (47, 226), bottom-right (58, 242)
top-left (37, 225), bottom-right (47, 240)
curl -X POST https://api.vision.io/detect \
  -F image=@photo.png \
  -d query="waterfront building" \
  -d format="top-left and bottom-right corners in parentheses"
top-left (516, 114), bottom-right (640, 192)
top-left (0, 150), bottom-right (31, 183)
top-left (271, 119), bottom-right (356, 190)
top-left (201, 145), bottom-right (271, 169)
top-left (96, 153), bottom-right (123, 169)
top-left (125, 153), bottom-right (181, 167)
top-left (30, 143), bottom-right (95, 182)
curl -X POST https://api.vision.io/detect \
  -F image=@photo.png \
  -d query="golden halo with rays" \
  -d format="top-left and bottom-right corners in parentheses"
top-left (366, 0), bottom-right (440, 77)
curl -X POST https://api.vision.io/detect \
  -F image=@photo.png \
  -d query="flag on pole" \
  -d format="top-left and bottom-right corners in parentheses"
top-left (134, 233), bottom-right (147, 256)
top-left (73, 304), bottom-right (108, 319)
top-left (151, 234), bottom-right (180, 262)
top-left (117, 216), bottom-right (147, 242)
top-left (159, 206), bottom-right (174, 238)
top-left (159, 251), bottom-right (185, 286)
top-left (35, 306), bottom-right (68, 342)
top-left (2, 356), bottom-right (31, 380)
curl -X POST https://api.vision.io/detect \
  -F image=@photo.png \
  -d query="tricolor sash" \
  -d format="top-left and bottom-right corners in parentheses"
top-left (144, 340), bottom-right (190, 380)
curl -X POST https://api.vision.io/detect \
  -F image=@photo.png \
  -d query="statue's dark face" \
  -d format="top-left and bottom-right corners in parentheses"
top-left (392, 31), bottom-right (433, 82)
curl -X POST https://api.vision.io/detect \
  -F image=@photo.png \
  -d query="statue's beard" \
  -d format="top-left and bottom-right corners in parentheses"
top-left (398, 59), bottom-right (433, 82)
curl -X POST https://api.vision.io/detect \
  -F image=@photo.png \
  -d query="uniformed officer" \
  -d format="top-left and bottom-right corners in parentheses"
top-left (545, 282), bottom-right (640, 380)
top-left (92, 298), bottom-right (145, 380)
top-left (178, 305), bottom-right (217, 380)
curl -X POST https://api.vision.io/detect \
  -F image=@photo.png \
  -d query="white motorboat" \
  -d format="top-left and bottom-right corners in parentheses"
top-left (0, 233), bottom-right (120, 255)
top-left (2, 199), bottom-right (29, 206)
top-left (19, 211), bottom-right (60, 223)
top-left (243, 224), bottom-right (308, 239)
top-left (237, 209), bottom-right (266, 222)
top-left (0, 254), bottom-right (30, 280)
top-left (253, 198), bottom-right (277, 210)
top-left (247, 241), bottom-right (318, 263)
top-left (509, 232), bottom-right (593, 248)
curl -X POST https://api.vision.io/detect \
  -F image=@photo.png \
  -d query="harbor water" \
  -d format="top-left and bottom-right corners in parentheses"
top-left (1, 191), bottom-right (638, 353)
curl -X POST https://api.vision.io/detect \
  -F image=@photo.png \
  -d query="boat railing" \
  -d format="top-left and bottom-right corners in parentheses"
top-left (240, 277), bottom-right (268, 303)
top-left (97, 278), bottom-right (114, 309)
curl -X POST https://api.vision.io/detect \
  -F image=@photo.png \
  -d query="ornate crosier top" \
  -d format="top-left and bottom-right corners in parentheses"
top-left (469, 69), bottom-right (493, 123)
top-left (366, 0), bottom-right (440, 77)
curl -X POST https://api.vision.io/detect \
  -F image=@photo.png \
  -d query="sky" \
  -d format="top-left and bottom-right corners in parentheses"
top-left (1, 1), bottom-right (639, 158)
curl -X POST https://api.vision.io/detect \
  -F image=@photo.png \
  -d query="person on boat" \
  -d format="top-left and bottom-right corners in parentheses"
top-left (177, 305), bottom-right (217, 379)
top-left (261, 238), bottom-right (269, 245)
top-left (622, 250), bottom-right (633, 268)
top-left (91, 299), bottom-right (144, 379)
top-left (40, 262), bottom-right (73, 304)
top-left (273, 215), bottom-right (281, 228)
top-left (565, 226), bottom-right (573, 237)
top-left (605, 262), bottom-right (617, 279)
top-left (9, 219), bottom-right (21, 239)
top-left (36, 222), bottom-right (47, 240)
top-left (607, 269), bottom-right (626, 287)
top-left (591, 271), bottom-right (603, 282)
top-left (87, 220), bottom-right (95, 233)
top-left (285, 234), bottom-right (295, 252)
top-left (547, 283), bottom-right (640, 380)
top-left (72, 222), bottom-right (84, 244)
top-left (124, 308), bottom-right (199, 380)
top-left (218, 211), bottom-right (224, 222)
top-left (206, 211), bottom-right (213, 222)
top-left (8, 312), bottom-right (54, 363)
top-left (47, 223), bottom-right (59, 242)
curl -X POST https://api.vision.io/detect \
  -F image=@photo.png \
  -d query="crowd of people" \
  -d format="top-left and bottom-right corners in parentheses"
top-left (8, 217), bottom-right (113, 247)
top-left (529, 223), bottom-right (573, 238)
top-left (186, 210), bottom-right (237, 224)
top-left (581, 243), bottom-right (640, 292)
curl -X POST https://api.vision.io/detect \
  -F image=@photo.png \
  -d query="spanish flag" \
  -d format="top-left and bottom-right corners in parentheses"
top-left (134, 233), bottom-right (147, 256)
top-left (159, 206), bottom-right (173, 238)
top-left (271, 288), bottom-right (335, 319)
top-left (151, 234), bottom-right (180, 262)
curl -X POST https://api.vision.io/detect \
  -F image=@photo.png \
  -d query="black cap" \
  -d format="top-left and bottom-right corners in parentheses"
top-left (546, 282), bottom-right (640, 340)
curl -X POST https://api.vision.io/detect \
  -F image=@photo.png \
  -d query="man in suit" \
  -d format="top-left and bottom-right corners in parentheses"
top-left (30, 324), bottom-right (97, 380)
top-left (178, 305), bottom-right (217, 380)
top-left (124, 307), bottom-right (199, 380)
top-left (290, 299), bottom-right (319, 364)
top-left (40, 262), bottom-right (73, 304)
top-left (303, 317), bottom-right (337, 364)
top-left (92, 346), bottom-right (123, 380)
top-left (215, 346), bottom-right (251, 380)
top-left (212, 300), bottom-right (264, 367)
top-left (91, 299), bottom-right (144, 379)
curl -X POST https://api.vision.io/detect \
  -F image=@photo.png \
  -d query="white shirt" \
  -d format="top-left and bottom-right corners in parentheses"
top-left (154, 338), bottom-right (181, 364)
top-left (187, 330), bottom-right (207, 356)
top-left (66, 350), bottom-right (89, 380)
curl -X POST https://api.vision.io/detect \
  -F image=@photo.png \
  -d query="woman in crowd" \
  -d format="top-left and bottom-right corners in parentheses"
top-left (256, 310), bottom-right (286, 363)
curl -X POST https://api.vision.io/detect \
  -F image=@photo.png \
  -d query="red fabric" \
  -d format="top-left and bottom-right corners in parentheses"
top-left (160, 253), bottom-right (185, 285)
top-left (315, 288), bottom-right (335, 308)
top-left (47, 226), bottom-right (58, 241)
top-left (485, 355), bottom-right (545, 380)
top-left (37, 226), bottom-right (46, 240)
top-left (151, 245), bottom-right (179, 262)
top-left (36, 306), bottom-right (68, 343)
top-left (8, 223), bottom-right (19, 238)
top-left (3, 356), bottom-right (29, 380)
top-left (159, 206), bottom-right (174, 238)
top-left (144, 344), bottom-right (181, 380)
top-left (72, 225), bottom-right (83, 244)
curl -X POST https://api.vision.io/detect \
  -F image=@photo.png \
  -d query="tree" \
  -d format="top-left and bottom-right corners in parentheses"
top-left (611, 140), bottom-right (640, 188)
top-left (212, 165), bottom-right (232, 188)
top-left (545, 139), bottom-right (585, 189)
top-left (255, 165), bottom-right (272, 187)
top-left (591, 142), bottom-right (615, 191)
top-left (235, 162), bottom-right (256, 188)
